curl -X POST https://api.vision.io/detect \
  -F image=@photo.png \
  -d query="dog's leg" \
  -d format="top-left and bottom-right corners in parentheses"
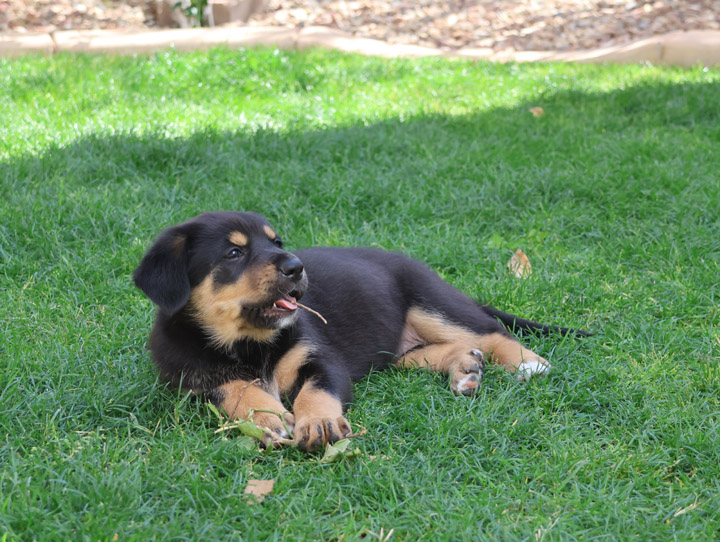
top-left (396, 343), bottom-right (486, 396)
top-left (403, 307), bottom-right (550, 383)
top-left (210, 380), bottom-right (295, 447)
top-left (475, 332), bottom-right (550, 382)
top-left (291, 379), bottom-right (352, 452)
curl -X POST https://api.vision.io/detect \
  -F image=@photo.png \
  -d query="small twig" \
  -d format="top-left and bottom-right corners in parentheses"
top-left (345, 422), bottom-right (367, 439)
top-left (214, 418), bottom-right (294, 445)
top-left (227, 378), bottom-right (260, 420)
top-left (296, 302), bottom-right (328, 324)
top-left (215, 422), bottom-right (250, 434)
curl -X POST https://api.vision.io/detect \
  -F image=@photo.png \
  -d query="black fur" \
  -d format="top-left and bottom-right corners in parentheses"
top-left (480, 305), bottom-right (592, 337)
top-left (134, 211), bottom-right (588, 446)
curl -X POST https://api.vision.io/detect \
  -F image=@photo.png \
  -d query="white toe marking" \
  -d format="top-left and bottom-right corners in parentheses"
top-left (516, 360), bottom-right (549, 382)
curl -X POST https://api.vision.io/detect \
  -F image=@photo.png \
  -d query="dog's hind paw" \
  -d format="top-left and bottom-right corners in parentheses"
top-left (516, 360), bottom-right (551, 382)
top-left (450, 349), bottom-right (486, 396)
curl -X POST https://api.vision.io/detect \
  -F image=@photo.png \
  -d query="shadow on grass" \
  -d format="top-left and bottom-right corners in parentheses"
top-left (3, 78), bottom-right (718, 271)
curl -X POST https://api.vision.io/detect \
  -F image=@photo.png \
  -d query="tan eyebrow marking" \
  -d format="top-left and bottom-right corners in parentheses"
top-left (263, 225), bottom-right (277, 240)
top-left (229, 231), bottom-right (248, 246)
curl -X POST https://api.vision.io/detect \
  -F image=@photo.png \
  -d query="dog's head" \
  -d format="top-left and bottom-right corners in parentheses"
top-left (134, 211), bottom-right (308, 346)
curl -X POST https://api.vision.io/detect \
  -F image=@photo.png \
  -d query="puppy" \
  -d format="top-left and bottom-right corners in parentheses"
top-left (134, 211), bottom-right (588, 451)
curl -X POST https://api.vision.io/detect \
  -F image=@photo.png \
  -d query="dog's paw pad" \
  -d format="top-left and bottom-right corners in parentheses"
top-left (454, 372), bottom-right (481, 396)
top-left (516, 360), bottom-right (550, 382)
top-left (450, 351), bottom-right (485, 396)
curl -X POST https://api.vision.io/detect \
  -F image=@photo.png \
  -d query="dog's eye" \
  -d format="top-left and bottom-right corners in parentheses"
top-left (273, 238), bottom-right (283, 248)
top-left (226, 247), bottom-right (244, 260)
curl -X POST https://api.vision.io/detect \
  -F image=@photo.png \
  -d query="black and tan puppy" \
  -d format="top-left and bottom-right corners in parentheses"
top-left (134, 211), bottom-right (587, 451)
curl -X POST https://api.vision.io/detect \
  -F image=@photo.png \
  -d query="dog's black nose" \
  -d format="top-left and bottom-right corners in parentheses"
top-left (279, 257), bottom-right (304, 280)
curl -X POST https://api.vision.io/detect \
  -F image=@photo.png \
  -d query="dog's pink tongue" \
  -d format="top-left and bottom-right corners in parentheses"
top-left (275, 297), bottom-right (298, 311)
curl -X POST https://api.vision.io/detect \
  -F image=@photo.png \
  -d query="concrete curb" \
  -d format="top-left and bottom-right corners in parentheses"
top-left (1, 26), bottom-right (719, 68)
top-left (296, 26), bottom-right (441, 58)
top-left (0, 31), bottom-right (55, 56)
top-left (51, 26), bottom-right (299, 54)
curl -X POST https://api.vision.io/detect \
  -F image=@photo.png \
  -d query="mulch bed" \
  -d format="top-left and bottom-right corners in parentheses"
top-left (1, 0), bottom-right (719, 51)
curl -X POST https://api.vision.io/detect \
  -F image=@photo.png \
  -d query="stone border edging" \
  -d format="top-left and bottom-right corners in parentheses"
top-left (1, 26), bottom-right (718, 68)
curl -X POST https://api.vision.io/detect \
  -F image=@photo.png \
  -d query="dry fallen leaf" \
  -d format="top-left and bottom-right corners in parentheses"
top-left (244, 479), bottom-right (275, 503)
top-left (507, 249), bottom-right (532, 279)
top-left (529, 106), bottom-right (545, 118)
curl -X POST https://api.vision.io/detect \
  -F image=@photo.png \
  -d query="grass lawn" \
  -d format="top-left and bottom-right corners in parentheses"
top-left (1, 47), bottom-right (719, 541)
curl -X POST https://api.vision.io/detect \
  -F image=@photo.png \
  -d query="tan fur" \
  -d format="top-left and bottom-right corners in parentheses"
top-left (401, 307), bottom-right (545, 373)
top-left (217, 380), bottom-right (286, 420)
top-left (189, 267), bottom-right (280, 347)
top-left (229, 231), bottom-right (248, 246)
top-left (263, 225), bottom-right (277, 240)
top-left (396, 342), bottom-right (476, 373)
top-left (216, 380), bottom-right (293, 444)
top-left (293, 383), bottom-right (343, 420)
top-left (273, 342), bottom-right (312, 394)
top-left (477, 332), bottom-right (545, 371)
top-left (404, 307), bottom-right (486, 346)
top-left (292, 382), bottom-right (349, 449)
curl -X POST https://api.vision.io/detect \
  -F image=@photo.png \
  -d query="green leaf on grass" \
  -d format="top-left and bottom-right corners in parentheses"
top-left (233, 419), bottom-right (266, 440)
top-left (320, 439), bottom-right (363, 463)
top-left (216, 418), bottom-right (266, 440)
top-left (206, 402), bottom-right (224, 423)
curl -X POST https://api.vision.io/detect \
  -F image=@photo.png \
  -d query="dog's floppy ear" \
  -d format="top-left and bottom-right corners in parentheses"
top-left (133, 224), bottom-right (194, 314)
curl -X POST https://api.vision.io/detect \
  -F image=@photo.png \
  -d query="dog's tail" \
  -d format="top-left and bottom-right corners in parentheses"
top-left (480, 304), bottom-right (592, 337)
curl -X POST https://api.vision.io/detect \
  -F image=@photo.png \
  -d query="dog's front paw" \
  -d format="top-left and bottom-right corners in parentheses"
top-left (449, 349), bottom-right (486, 396)
top-left (252, 410), bottom-right (295, 448)
top-left (293, 415), bottom-right (351, 452)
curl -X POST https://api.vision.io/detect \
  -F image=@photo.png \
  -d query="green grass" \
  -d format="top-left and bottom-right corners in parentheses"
top-left (1, 48), bottom-right (719, 541)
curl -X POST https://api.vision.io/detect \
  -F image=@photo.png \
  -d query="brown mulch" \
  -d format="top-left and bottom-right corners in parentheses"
top-left (1, 0), bottom-right (719, 52)
top-left (0, 1), bottom-right (154, 32)
top-left (251, 0), bottom-right (720, 51)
